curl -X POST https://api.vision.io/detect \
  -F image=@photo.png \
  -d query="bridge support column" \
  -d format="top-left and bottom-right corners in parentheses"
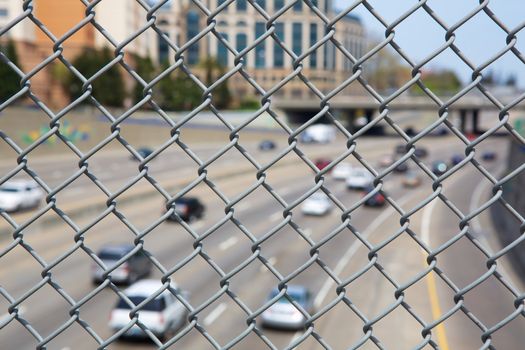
top-left (344, 109), bottom-right (356, 132)
top-left (472, 109), bottom-right (480, 134)
top-left (459, 109), bottom-right (468, 133)
top-left (365, 109), bottom-right (374, 123)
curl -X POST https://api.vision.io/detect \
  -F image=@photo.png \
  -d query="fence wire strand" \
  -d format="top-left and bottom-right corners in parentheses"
top-left (0, 0), bottom-right (525, 349)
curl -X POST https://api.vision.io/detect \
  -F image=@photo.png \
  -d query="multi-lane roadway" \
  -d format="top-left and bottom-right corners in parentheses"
top-left (1, 135), bottom-right (524, 349)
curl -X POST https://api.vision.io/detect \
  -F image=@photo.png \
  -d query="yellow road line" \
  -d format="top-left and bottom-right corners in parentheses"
top-left (424, 263), bottom-right (451, 350)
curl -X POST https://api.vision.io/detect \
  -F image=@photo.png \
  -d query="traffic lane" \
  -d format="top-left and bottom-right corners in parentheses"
top-left (42, 169), bottom-right (398, 349)
top-left (5, 135), bottom-right (466, 350)
top-left (300, 192), bottom-right (435, 350)
top-left (301, 143), bottom-right (517, 350)
top-left (0, 134), bottom-right (409, 273)
top-left (257, 139), bottom-right (512, 349)
top-left (425, 152), bottom-right (525, 348)
top-left (291, 165), bottom-right (488, 349)
top-left (1, 134), bottom-right (429, 212)
top-left (0, 160), bottom-right (333, 349)
top-left (172, 175), bottom-right (419, 349)
top-left (0, 135), bottom-right (478, 348)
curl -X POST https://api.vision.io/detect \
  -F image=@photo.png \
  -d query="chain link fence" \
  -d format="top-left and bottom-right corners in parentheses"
top-left (1, 0), bottom-right (525, 349)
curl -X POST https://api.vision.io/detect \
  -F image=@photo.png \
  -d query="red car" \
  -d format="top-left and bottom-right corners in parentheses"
top-left (314, 158), bottom-right (331, 171)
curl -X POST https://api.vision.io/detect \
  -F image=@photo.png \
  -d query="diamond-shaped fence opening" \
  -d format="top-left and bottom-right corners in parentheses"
top-left (2, 0), bottom-right (525, 349)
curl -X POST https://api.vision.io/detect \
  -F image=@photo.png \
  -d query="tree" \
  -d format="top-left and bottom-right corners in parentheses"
top-left (0, 40), bottom-right (22, 103)
top-left (199, 57), bottom-right (231, 109)
top-left (155, 62), bottom-right (201, 110)
top-left (365, 43), bottom-right (411, 92)
top-left (414, 69), bottom-right (462, 95)
top-left (57, 47), bottom-right (125, 107)
top-left (505, 73), bottom-right (517, 87)
top-left (132, 54), bottom-right (155, 104)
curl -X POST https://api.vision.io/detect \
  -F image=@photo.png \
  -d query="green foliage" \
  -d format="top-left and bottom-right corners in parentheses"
top-left (155, 62), bottom-right (201, 110)
top-left (239, 98), bottom-right (260, 110)
top-left (199, 57), bottom-right (231, 109)
top-left (153, 57), bottom-right (231, 111)
top-left (132, 54), bottom-right (155, 104)
top-left (0, 40), bottom-right (21, 103)
top-left (60, 47), bottom-right (125, 107)
top-left (412, 69), bottom-right (462, 95)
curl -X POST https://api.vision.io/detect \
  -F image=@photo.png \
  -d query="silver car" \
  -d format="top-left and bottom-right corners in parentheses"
top-left (109, 279), bottom-right (189, 340)
top-left (261, 286), bottom-right (314, 330)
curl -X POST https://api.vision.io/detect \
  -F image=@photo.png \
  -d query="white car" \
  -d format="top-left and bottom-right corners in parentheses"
top-left (0, 180), bottom-right (44, 212)
top-left (109, 279), bottom-right (189, 340)
top-left (261, 285), bottom-right (314, 330)
top-left (332, 163), bottom-right (352, 180)
top-left (301, 193), bottom-right (332, 216)
top-left (346, 168), bottom-right (374, 190)
top-left (300, 124), bottom-right (336, 143)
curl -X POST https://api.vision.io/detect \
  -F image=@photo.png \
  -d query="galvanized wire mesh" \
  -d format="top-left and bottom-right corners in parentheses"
top-left (1, 0), bottom-right (525, 349)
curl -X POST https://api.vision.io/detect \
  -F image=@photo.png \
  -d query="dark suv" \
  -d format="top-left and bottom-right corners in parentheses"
top-left (91, 244), bottom-right (152, 285)
top-left (167, 197), bottom-right (205, 222)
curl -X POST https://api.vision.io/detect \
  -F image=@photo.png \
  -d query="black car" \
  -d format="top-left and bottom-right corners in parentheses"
top-left (167, 197), bottom-right (205, 222)
top-left (393, 159), bottom-right (409, 173)
top-left (395, 144), bottom-right (406, 155)
top-left (482, 151), bottom-right (497, 161)
top-left (259, 140), bottom-right (276, 151)
top-left (91, 244), bottom-right (152, 285)
top-left (432, 161), bottom-right (448, 176)
top-left (451, 154), bottom-right (463, 166)
top-left (414, 147), bottom-right (428, 158)
top-left (131, 147), bottom-right (153, 160)
top-left (363, 187), bottom-right (386, 207)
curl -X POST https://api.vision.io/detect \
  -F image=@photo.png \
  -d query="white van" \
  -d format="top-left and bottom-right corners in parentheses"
top-left (300, 124), bottom-right (336, 143)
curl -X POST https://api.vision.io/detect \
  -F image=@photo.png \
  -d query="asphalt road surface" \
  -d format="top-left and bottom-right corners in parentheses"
top-left (1, 135), bottom-right (523, 349)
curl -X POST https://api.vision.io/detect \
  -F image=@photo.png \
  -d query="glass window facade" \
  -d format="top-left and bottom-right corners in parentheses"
top-left (236, 33), bottom-right (247, 52)
top-left (292, 23), bottom-right (302, 56)
top-left (293, 0), bottom-right (302, 12)
top-left (274, 0), bottom-right (284, 10)
top-left (309, 23), bottom-right (317, 68)
top-left (324, 0), bottom-right (330, 13)
top-left (237, 0), bottom-right (247, 11)
top-left (218, 33), bottom-right (229, 66)
top-left (186, 11), bottom-right (200, 65)
top-left (256, 0), bottom-right (266, 9)
top-left (273, 22), bottom-right (285, 68)
top-left (158, 33), bottom-right (170, 64)
top-left (255, 22), bottom-right (266, 68)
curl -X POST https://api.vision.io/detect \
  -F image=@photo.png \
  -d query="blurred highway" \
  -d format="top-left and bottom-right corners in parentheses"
top-left (1, 136), bottom-right (523, 349)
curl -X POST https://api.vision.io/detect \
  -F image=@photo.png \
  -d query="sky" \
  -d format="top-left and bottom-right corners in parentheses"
top-left (334, 0), bottom-right (525, 87)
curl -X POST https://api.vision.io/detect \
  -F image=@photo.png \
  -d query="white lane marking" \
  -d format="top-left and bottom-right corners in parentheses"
top-left (421, 199), bottom-right (438, 246)
top-left (0, 306), bottom-right (26, 325)
top-left (191, 221), bottom-right (205, 231)
top-left (313, 193), bottom-right (415, 309)
top-left (234, 202), bottom-right (251, 212)
top-left (219, 237), bottom-right (238, 251)
top-left (52, 170), bottom-right (63, 179)
top-left (280, 187), bottom-right (296, 196)
top-left (203, 303), bottom-right (227, 326)
top-left (289, 331), bottom-right (303, 347)
top-left (63, 187), bottom-right (87, 196)
top-left (270, 212), bottom-right (282, 222)
top-left (303, 228), bottom-right (312, 238)
top-left (469, 165), bottom-right (519, 287)
top-left (260, 257), bottom-right (277, 273)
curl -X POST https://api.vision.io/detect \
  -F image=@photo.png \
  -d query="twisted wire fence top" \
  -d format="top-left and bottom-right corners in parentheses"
top-left (0, 0), bottom-right (524, 349)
